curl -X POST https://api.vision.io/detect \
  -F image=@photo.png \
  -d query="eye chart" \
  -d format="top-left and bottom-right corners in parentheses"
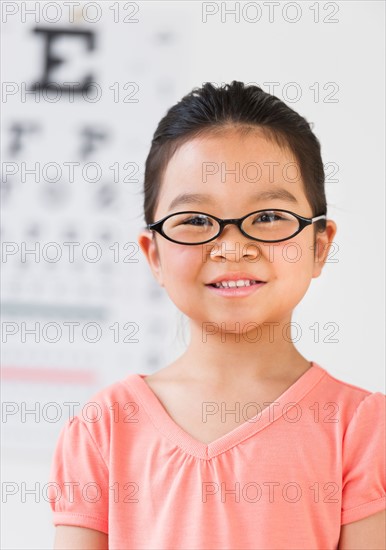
top-left (1, 1), bottom-right (194, 451)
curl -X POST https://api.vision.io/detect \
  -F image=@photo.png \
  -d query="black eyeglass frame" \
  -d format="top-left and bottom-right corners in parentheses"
top-left (146, 209), bottom-right (327, 245)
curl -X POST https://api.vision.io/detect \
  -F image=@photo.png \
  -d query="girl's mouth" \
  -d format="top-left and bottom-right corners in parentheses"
top-left (205, 281), bottom-right (266, 297)
top-left (208, 279), bottom-right (262, 289)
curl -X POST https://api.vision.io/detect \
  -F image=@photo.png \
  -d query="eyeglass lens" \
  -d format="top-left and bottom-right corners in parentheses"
top-left (162, 211), bottom-right (300, 243)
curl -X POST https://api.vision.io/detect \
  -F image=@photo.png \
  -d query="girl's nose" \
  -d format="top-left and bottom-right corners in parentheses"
top-left (207, 225), bottom-right (261, 262)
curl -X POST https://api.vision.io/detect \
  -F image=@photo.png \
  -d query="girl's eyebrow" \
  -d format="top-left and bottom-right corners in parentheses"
top-left (167, 188), bottom-right (299, 211)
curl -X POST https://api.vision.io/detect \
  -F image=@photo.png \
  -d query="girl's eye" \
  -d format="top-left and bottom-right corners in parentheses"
top-left (181, 216), bottom-right (212, 226)
top-left (254, 212), bottom-right (283, 223)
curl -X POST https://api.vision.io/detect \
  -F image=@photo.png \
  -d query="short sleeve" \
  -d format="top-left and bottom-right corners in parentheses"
top-left (341, 391), bottom-right (386, 525)
top-left (47, 416), bottom-right (109, 534)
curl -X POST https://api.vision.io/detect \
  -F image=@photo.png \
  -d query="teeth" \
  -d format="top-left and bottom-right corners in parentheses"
top-left (214, 279), bottom-right (258, 288)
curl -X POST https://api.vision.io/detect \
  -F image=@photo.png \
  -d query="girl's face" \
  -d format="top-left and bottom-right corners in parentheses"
top-left (138, 128), bottom-right (337, 329)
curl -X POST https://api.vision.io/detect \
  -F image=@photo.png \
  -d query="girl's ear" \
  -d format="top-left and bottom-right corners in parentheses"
top-left (137, 231), bottom-right (164, 287)
top-left (312, 220), bottom-right (338, 278)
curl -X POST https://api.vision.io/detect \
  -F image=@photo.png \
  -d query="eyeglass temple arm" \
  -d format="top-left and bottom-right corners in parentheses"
top-left (311, 215), bottom-right (327, 222)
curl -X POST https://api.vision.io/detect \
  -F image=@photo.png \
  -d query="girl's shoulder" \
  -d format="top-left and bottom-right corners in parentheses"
top-left (62, 373), bottom-right (144, 438)
top-left (82, 372), bottom-right (142, 408)
top-left (312, 362), bottom-right (385, 427)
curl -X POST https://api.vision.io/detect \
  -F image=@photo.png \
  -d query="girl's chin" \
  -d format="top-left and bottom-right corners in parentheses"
top-left (191, 314), bottom-right (281, 333)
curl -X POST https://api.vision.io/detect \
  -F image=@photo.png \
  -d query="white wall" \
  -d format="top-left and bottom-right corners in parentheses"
top-left (1, 1), bottom-right (384, 548)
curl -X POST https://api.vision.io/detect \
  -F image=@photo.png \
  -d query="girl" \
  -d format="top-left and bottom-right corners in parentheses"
top-left (49, 81), bottom-right (386, 549)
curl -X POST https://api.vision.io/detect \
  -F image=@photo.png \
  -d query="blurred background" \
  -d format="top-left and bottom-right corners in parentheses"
top-left (1, 1), bottom-right (384, 548)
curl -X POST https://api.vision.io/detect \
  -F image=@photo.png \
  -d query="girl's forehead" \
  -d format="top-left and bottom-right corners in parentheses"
top-left (156, 130), bottom-right (308, 217)
top-left (166, 129), bottom-right (297, 175)
top-left (162, 130), bottom-right (299, 190)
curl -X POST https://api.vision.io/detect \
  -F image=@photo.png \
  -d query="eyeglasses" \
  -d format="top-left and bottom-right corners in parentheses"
top-left (146, 209), bottom-right (327, 245)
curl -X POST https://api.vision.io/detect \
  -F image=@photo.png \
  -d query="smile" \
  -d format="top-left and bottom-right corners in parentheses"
top-left (205, 281), bottom-right (266, 297)
top-left (210, 279), bottom-right (261, 288)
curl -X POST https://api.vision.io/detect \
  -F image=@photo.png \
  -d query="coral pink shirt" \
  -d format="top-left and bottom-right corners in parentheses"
top-left (48, 362), bottom-right (386, 549)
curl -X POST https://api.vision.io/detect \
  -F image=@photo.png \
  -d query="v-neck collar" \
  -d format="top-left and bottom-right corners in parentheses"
top-left (124, 362), bottom-right (327, 460)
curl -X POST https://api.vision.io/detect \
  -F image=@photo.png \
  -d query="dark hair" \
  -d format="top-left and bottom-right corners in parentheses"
top-left (143, 81), bottom-right (327, 237)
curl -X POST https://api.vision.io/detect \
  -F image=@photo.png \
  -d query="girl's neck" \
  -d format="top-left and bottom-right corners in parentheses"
top-left (166, 319), bottom-right (311, 386)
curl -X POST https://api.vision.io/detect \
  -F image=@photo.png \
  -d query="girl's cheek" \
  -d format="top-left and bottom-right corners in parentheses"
top-left (268, 238), bottom-right (314, 273)
top-left (163, 248), bottom-right (201, 275)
